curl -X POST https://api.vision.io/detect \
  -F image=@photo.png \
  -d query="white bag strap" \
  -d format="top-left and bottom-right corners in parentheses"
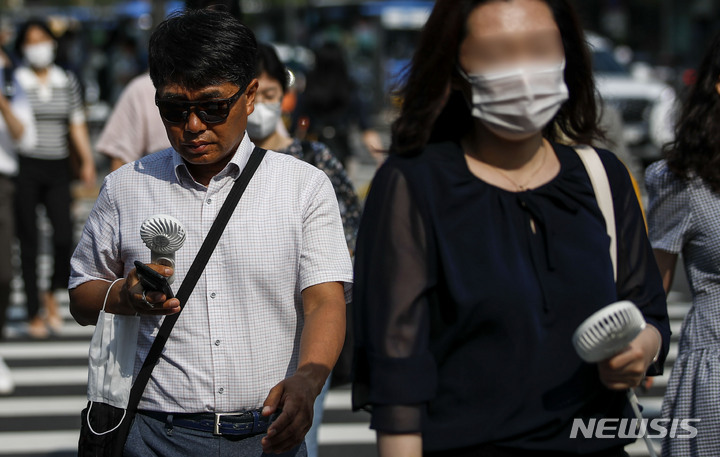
top-left (574, 145), bottom-right (617, 281)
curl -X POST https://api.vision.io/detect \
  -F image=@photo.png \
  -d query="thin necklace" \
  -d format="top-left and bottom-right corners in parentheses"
top-left (484, 143), bottom-right (548, 192)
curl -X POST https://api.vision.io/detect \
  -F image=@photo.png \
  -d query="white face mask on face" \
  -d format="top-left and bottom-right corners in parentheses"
top-left (459, 60), bottom-right (569, 141)
top-left (246, 102), bottom-right (282, 140)
top-left (24, 42), bottom-right (55, 69)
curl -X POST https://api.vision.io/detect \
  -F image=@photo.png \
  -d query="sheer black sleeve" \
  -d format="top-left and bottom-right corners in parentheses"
top-left (352, 162), bottom-right (436, 433)
top-left (602, 150), bottom-right (671, 376)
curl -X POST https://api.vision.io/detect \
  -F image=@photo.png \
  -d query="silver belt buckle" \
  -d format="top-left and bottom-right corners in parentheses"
top-left (213, 412), bottom-right (243, 435)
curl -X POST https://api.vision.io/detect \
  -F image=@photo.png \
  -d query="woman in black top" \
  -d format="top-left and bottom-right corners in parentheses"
top-left (352, 1), bottom-right (670, 456)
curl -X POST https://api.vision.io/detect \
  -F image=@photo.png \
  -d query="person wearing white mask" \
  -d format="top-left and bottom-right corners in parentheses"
top-left (13, 19), bottom-right (96, 339)
top-left (248, 43), bottom-right (361, 255)
top-left (352, 1), bottom-right (669, 456)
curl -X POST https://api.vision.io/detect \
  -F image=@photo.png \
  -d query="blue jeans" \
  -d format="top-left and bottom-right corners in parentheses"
top-left (304, 374), bottom-right (331, 457)
top-left (124, 412), bottom-right (307, 457)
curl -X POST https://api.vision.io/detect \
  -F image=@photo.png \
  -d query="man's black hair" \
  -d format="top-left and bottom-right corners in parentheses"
top-left (185, 0), bottom-right (242, 20)
top-left (148, 8), bottom-right (257, 92)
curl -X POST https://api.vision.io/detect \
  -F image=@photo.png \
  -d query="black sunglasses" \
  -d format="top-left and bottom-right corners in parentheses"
top-left (155, 87), bottom-right (244, 124)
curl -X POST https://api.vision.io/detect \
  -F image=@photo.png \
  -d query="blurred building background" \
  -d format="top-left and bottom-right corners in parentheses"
top-left (0, 0), bottom-right (716, 161)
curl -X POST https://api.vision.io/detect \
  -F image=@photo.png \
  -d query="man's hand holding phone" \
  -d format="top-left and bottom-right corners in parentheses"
top-left (105, 262), bottom-right (181, 316)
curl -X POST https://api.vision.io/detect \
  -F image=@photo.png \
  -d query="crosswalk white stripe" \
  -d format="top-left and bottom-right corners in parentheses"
top-left (0, 430), bottom-right (78, 454)
top-left (670, 321), bottom-right (682, 336)
top-left (324, 390), bottom-right (352, 410)
top-left (318, 424), bottom-right (375, 444)
top-left (625, 438), bottom-right (662, 456)
top-left (637, 397), bottom-right (663, 415)
top-left (0, 342), bottom-right (90, 359)
top-left (0, 396), bottom-right (87, 416)
top-left (667, 303), bottom-right (690, 319)
top-left (10, 367), bottom-right (87, 386)
top-left (3, 324), bottom-right (95, 339)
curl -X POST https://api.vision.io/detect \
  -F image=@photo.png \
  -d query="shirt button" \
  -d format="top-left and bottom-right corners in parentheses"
top-left (218, 387), bottom-right (224, 394)
top-left (214, 339), bottom-right (221, 346)
top-left (206, 198), bottom-right (212, 204)
top-left (210, 292), bottom-right (216, 299)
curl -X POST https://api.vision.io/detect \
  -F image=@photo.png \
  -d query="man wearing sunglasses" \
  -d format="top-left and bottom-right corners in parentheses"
top-left (68, 9), bottom-right (352, 457)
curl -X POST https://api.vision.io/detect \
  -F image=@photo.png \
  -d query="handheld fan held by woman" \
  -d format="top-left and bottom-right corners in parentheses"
top-left (572, 301), bottom-right (658, 457)
top-left (139, 215), bottom-right (186, 284)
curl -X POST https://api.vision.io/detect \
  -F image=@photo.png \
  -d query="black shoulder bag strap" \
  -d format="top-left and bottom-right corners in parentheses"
top-left (115, 146), bottom-right (267, 445)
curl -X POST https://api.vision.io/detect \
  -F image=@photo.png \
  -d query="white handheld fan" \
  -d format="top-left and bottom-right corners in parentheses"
top-left (139, 215), bottom-right (186, 284)
top-left (572, 301), bottom-right (658, 457)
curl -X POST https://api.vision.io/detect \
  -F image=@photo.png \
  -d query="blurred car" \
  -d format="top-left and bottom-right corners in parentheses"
top-left (588, 32), bottom-right (677, 163)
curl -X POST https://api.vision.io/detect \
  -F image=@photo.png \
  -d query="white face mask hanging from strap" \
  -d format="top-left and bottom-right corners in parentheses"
top-left (86, 278), bottom-right (140, 412)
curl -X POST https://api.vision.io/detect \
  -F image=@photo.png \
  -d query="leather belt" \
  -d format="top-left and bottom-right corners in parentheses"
top-left (138, 409), bottom-right (277, 436)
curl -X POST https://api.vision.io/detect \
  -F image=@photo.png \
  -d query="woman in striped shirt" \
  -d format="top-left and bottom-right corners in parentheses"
top-left (13, 18), bottom-right (96, 339)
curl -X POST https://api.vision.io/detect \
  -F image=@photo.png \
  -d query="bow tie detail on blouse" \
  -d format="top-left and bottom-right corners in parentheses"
top-left (515, 184), bottom-right (582, 273)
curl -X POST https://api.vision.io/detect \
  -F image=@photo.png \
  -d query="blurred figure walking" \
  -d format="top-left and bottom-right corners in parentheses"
top-left (292, 42), bottom-right (383, 166)
top-left (96, 72), bottom-right (170, 171)
top-left (13, 18), bottom-right (96, 338)
top-left (0, 43), bottom-right (36, 393)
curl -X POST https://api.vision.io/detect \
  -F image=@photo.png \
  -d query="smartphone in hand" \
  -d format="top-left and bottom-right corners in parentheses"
top-left (134, 260), bottom-right (174, 301)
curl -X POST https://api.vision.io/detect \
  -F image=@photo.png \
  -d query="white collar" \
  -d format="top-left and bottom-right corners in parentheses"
top-left (15, 65), bottom-right (68, 89)
top-left (172, 133), bottom-right (257, 186)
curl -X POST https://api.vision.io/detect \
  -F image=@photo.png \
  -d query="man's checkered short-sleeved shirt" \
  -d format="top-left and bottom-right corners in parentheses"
top-left (70, 134), bottom-right (353, 413)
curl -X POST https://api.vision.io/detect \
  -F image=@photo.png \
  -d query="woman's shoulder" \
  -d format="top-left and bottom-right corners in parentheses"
top-left (374, 142), bottom-right (466, 203)
top-left (555, 143), bottom-right (624, 174)
top-left (554, 143), bottom-right (636, 191)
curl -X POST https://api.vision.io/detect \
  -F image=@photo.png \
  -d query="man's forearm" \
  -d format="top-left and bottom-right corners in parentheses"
top-left (69, 280), bottom-right (113, 326)
top-left (297, 282), bottom-right (346, 395)
top-left (69, 279), bottom-right (125, 326)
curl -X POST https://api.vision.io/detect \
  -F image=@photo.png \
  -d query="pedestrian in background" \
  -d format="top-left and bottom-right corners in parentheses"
top-left (352, 1), bottom-right (669, 455)
top-left (647, 30), bottom-right (720, 457)
top-left (13, 18), bottom-right (96, 339)
top-left (0, 44), bottom-right (36, 394)
top-left (96, 72), bottom-right (170, 171)
top-left (292, 42), bottom-right (383, 167)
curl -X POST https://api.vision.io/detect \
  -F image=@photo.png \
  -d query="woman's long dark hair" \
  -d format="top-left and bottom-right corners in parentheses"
top-left (665, 31), bottom-right (720, 193)
top-left (391, 0), bottom-right (603, 156)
